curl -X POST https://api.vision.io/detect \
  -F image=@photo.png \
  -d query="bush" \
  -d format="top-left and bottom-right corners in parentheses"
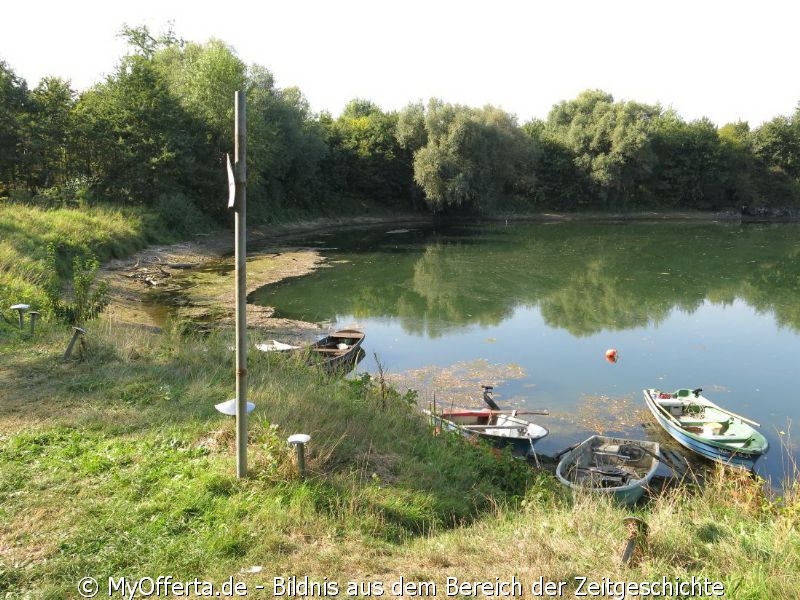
top-left (156, 193), bottom-right (212, 236)
top-left (43, 244), bottom-right (109, 325)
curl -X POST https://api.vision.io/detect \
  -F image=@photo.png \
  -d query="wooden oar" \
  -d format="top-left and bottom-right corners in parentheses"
top-left (443, 409), bottom-right (549, 417)
top-left (718, 407), bottom-right (761, 428)
top-left (553, 441), bottom-right (581, 460)
top-left (463, 424), bottom-right (527, 430)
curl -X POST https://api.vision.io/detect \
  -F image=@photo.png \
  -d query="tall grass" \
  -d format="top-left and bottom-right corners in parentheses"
top-left (0, 321), bottom-right (540, 596)
top-left (0, 204), bottom-right (169, 312)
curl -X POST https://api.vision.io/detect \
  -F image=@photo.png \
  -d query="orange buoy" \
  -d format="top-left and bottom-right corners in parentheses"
top-left (605, 348), bottom-right (618, 363)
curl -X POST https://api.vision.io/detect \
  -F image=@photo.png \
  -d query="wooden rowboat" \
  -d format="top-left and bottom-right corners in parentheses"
top-left (425, 385), bottom-right (549, 457)
top-left (555, 435), bottom-right (661, 504)
top-left (425, 408), bottom-right (549, 457)
top-left (256, 329), bottom-right (365, 375)
top-left (643, 387), bottom-right (768, 470)
top-left (305, 329), bottom-right (366, 375)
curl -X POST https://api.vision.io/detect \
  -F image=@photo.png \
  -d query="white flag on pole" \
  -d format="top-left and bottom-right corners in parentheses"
top-left (227, 153), bottom-right (236, 208)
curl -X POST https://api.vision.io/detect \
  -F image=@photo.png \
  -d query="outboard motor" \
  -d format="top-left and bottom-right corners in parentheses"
top-left (481, 385), bottom-right (500, 410)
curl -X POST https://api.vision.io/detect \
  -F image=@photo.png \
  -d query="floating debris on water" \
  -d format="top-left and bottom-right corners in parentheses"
top-left (574, 393), bottom-right (649, 434)
top-left (384, 359), bottom-right (526, 408)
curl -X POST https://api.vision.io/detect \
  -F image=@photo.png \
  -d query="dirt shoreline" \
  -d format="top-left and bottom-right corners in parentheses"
top-left (102, 215), bottom-right (432, 338)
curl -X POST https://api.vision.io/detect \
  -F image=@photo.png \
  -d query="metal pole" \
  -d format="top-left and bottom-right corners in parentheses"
top-left (234, 91), bottom-right (248, 478)
top-left (28, 311), bottom-right (40, 336)
top-left (288, 434), bottom-right (311, 479)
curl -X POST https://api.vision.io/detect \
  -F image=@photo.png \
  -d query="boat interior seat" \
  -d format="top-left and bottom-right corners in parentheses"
top-left (658, 399), bottom-right (685, 409)
top-left (678, 417), bottom-right (732, 434)
top-left (677, 416), bottom-right (707, 427)
top-left (485, 414), bottom-right (526, 437)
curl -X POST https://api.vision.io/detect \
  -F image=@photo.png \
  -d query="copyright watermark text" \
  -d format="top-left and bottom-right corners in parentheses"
top-left (78, 575), bottom-right (247, 598)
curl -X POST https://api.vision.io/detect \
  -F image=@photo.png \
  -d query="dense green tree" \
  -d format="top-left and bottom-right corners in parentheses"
top-left (247, 67), bottom-right (328, 216)
top-left (71, 54), bottom-right (208, 205)
top-left (716, 121), bottom-right (757, 206)
top-left (746, 114), bottom-right (800, 206)
top-left (20, 77), bottom-right (75, 191)
top-left (395, 101), bottom-right (427, 153)
top-left (153, 38), bottom-right (246, 150)
top-left (522, 119), bottom-right (588, 209)
top-left (647, 114), bottom-right (724, 208)
top-left (398, 99), bottom-right (535, 211)
top-left (751, 114), bottom-right (800, 179)
top-left (544, 90), bottom-right (661, 209)
top-left (0, 61), bottom-right (28, 192)
top-left (327, 99), bottom-right (413, 205)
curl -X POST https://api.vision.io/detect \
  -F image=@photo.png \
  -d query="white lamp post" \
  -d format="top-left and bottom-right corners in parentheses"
top-left (287, 433), bottom-right (311, 478)
top-left (10, 304), bottom-right (29, 329)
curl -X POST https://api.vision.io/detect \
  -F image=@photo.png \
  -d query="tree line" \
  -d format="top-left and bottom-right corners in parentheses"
top-left (2, 25), bottom-right (800, 223)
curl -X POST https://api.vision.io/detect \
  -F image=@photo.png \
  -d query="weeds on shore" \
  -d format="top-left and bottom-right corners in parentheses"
top-left (0, 321), bottom-right (541, 596)
top-left (0, 204), bottom-right (168, 316)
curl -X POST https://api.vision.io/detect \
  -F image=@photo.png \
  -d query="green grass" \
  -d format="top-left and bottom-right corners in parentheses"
top-left (0, 203), bottom-right (176, 313)
top-left (1, 320), bottom-right (798, 598)
top-left (1, 204), bottom-right (799, 598)
top-left (0, 321), bottom-right (543, 597)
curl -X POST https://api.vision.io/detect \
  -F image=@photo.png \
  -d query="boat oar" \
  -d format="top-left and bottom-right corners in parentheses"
top-left (618, 444), bottom-right (695, 481)
top-left (619, 444), bottom-right (662, 464)
top-left (553, 441), bottom-right (581, 460)
top-left (443, 409), bottom-right (549, 417)
top-left (721, 408), bottom-right (761, 428)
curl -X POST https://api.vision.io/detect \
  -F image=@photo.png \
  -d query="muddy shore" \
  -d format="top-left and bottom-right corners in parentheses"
top-left (101, 216), bottom-right (431, 339)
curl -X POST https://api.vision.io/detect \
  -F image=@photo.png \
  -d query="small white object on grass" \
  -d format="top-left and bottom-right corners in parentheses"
top-left (214, 398), bottom-right (255, 416)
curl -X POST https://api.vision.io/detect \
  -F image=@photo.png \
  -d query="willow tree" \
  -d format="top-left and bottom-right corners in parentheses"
top-left (153, 38), bottom-right (247, 151)
top-left (397, 99), bottom-right (536, 212)
top-left (545, 90), bottom-right (661, 209)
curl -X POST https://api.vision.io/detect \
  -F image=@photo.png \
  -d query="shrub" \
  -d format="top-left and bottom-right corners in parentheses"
top-left (43, 244), bottom-right (109, 325)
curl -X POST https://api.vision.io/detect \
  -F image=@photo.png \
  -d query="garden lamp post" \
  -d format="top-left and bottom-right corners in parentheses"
top-left (10, 304), bottom-right (29, 329)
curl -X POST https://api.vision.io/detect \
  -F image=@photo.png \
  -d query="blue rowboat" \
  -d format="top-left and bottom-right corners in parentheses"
top-left (555, 435), bottom-right (661, 505)
top-left (643, 388), bottom-right (768, 470)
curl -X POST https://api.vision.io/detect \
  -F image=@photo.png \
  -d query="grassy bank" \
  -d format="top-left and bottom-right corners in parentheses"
top-left (1, 321), bottom-right (799, 598)
top-left (0, 204), bottom-right (178, 313)
top-left (1, 205), bottom-right (799, 598)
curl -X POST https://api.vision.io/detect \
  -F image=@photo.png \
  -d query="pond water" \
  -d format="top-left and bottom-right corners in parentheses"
top-left (248, 220), bottom-right (800, 486)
